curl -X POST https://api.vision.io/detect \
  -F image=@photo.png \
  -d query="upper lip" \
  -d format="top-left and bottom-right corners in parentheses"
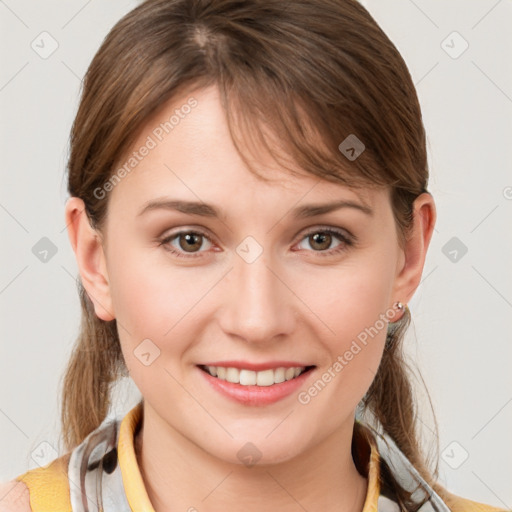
top-left (198, 360), bottom-right (315, 371)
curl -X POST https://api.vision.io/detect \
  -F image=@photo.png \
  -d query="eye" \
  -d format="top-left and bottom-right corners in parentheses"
top-left (158, 226), bottom-right (355, 259)
top-left (158, 230), bottom-right (214, 258)
top-left (295, 227), bottom-right (354, 256)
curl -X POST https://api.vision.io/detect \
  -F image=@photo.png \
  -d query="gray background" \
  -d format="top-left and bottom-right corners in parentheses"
top-left (1, 0), bottom-right (511, 508)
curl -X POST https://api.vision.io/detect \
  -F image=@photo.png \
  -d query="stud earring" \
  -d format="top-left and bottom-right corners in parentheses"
top-left (394, 301), bottom-right (404, 312)
top-left (386, 301), bottom-right (408, 345)
top-left (387, 301), bottom-right (408, 328)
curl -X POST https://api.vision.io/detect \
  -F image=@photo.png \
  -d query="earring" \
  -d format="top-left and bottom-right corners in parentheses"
top-left (386, 301), bottom-right (408, 336)
top-left (385, 302), bottom-right (409, 349)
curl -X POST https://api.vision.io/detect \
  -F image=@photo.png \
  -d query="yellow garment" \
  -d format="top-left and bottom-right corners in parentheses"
top-left (15, 452), bottom-right (71, 512)
top-left (15, 402), bottom-right (507, 512)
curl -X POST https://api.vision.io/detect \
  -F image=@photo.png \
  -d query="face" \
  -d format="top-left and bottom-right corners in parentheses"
top-left (74, 85), bottom-right (426, 466)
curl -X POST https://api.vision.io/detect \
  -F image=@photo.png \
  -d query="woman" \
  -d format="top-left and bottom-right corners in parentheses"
top-left (1, 0), bottom-right (507, 510)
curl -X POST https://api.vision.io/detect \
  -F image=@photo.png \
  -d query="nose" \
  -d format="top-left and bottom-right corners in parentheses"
top-left (217, 249), bottom-right (297, 345)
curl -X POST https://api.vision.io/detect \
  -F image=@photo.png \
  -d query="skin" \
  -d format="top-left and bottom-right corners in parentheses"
top-left (65, 85), bottom-right (436, 512)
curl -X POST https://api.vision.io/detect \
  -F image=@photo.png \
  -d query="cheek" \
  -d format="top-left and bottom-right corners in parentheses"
top-left (295, 277), bottom-right (389, 423)
top-left (107, 246), bottom-right (220, 357)
top-left (108, 261), bottom-right (197, 396)
top-left (294, 249), bottom-right (396, 406)
top-left (299, 255), bottom-right (393, 349)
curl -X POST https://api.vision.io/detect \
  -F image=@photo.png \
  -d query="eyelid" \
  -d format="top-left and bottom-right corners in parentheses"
top-left (297, 225), bottom-right (353, 242)
top-left (158, 225), bottom-right (218, 244)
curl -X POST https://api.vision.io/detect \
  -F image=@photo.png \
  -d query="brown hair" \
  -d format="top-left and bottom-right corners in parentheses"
top-left (62, 0), bottom-right (448, 507)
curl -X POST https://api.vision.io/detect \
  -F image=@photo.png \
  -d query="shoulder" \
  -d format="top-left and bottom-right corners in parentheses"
top-left (0, 479), bottom-right (31, 512)
top-left (441, 489), bottom-right (509, 512)
top-left (1, 452), bottom-right (72, 512)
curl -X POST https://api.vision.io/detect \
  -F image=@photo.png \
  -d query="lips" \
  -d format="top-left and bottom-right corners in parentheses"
top-left (196, 362), bottom-right (316, 406)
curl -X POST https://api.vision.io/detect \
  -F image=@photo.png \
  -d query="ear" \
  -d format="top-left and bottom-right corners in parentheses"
top-left (64, 197), bottom-right (115, 321)
top-left (391, 192), bottom-right (437, 309)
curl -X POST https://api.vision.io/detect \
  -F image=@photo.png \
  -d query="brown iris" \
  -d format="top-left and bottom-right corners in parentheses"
top-left (179, 233), bottom-right (203, 252)
top-left (308, 232), bottom-right (332, 251)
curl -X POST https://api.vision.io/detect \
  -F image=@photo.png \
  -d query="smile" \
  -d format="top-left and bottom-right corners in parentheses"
top-left (198, 365), bottom-right (315, 387)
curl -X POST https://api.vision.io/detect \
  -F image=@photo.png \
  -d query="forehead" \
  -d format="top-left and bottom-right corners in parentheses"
top-left (107, 85), bottom-right (384, 216)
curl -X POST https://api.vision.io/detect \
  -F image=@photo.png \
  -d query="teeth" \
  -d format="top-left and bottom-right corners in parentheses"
top-left (240, 369), bottom-right (256, 385)
top-left (285, 368), bottom-right (295, 380)
top-left (226, 367), bottom-right (239, 383)
top-left (274, 367), bottom-right (285, 384)
top-left (256, 369), bottom-right (274, 386)
top-left (203, 365), bottom-right (307, 386)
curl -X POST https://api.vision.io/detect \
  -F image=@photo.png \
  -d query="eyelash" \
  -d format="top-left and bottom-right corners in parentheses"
top-left (157, 227), bottom-right (355, 259)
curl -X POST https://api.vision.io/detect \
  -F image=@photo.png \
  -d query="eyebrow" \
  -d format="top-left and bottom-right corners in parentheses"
top-left (137, 197), bottom-right (374, 218)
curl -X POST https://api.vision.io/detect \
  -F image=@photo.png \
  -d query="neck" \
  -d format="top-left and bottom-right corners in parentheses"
top-left (134, 403), bottom-right (369, 512)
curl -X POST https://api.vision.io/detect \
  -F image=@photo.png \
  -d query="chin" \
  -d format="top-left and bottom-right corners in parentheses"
top-left (202, 433), bottom-right (306, 468)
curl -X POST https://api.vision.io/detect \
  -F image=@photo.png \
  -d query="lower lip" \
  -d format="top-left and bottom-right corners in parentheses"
top-left (197, 366), bottom-right (315, 406)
